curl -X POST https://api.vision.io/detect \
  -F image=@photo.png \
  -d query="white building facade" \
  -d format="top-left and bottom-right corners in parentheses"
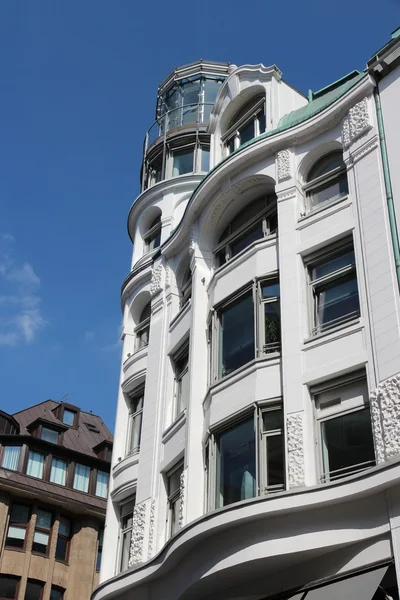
top-left (95, 30), bottom-right (400, 600)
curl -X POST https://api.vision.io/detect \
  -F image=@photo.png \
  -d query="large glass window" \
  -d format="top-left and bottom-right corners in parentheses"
top-left (308, 242), bottom-right (360, 334)
top-left (216, 418), bottom-right (256, 508)
top-left (119, 498), bottom-right (135, 572)
top-left (26, 451), bottom-right (44, 479)
top-left (95, 471), bottom-right (109, 498)
top-left (172, 148), bottom-right (194, 177)
top-left (62, 409), bottom-right (76, 426)
top-left (73, 464), bottom-right (90, 493)
top-left (1, 446), bottom-right (20, 471)
top-left (41, 426), bottom-right (59, 444)
top-left (135, 303), bottom-right (151, 351)
top-left (173, 345), bottom-right (189, 419)
top-left (25, 580), bottom-right (43, 600)
top-left (55, 517), bottom-right (71, 562)
top-left (0, 575), bottom-right (19, 599)
top-left (167, 463), bottom-right (183, 537)
top-left (305, 150), bottom-right (348, 212)
top-left (215, 196), bottom-right (277, 267)
top-left (50, 458), bottom-right (67, 486)
top-left (223, 95), bottom-right (266, 154)
top-left (126, 389), bottom-right (144, 456)
top-left (315, 375), bottom-right (375, 482)
top-left (32, 509), bottom-right (52, 554)
top-left (218, 290), bottom-right (254, 377)
top-left (144, 216), bottom-right (161, 253)
top-left (6, 504), bottom-right (30, 549)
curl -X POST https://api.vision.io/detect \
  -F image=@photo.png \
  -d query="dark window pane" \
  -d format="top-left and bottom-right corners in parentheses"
top-left (50, 588), bottom-right (64, 600)
top-left (228, 137), bottom-right (235, 154)
top-left (172, 149), bottom-right (194, 176)
top-left (204, 78), bottom-right (222, 105)
top-left (120, 531), bottom-right (131, 572)
top-left (58, 518), bottom-right (71, 538)
top-left (216, 418), bottom-right (256, 507)
top-left (32, 530), bottom-right (49, 554)
top-left (309, 172), bottom-right (348, 208)
top-left (308, 151), bottom-right (345, 181)
top-left (0, 576), bottom-right (19, 599)
top-left (261, 281), bottom-right (280, 299)
top-left (266, 434), bottom-right (285, 486)
top-left (25, 581), bottom-right (43, 600)
top-left (312, 250), bottom-right (354, 280)
top-left (229, 197), bottom-right (266, 234)
top-left (258, 111), bottom-right (266, 134)
top-left (220, 292), bottom-right (254, 377)
top-left (201, 147), bottom-right (210, 172)
top-left (321, 408), bottom-right (375, 479)
top-left (96, 548), bottom-right (102, 571)
top-left (316, 275), bottom-right (360, 330)
top-left (41, 427), bottom-right (58, 444)
top-left (264, 303), bottom-right (281, 352)
top-left (36, 510), bottom-right (52, 530)
top-left (230, 222), bottom-right (263, 258)
top-left (238, 119), bottom-right (255, 145)
top-left (55, 537), bottom-right (68, 561)
top-left (10, 504), bottom-right (30, 524)
top-left (262, 409), bottom-right (283, 432)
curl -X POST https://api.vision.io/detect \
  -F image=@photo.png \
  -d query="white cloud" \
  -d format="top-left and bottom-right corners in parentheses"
top-left (0, 234), bottom-right (46, 346)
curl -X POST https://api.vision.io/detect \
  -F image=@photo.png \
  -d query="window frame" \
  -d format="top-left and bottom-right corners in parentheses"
top-left (26, 450), bottom-right (45, 479)
top-left (143, 217), bottom-right (162, 253)
top-left (50, 586), bottom-right (65, 600)
top-left (49, 456), bottom-right (68, 486)
top-left (210, 277), bottom-right (281, 382)
top-left (207, 402), bottom-right (285, 510)
top-left (95, 470), bottom-right (110, 498)
top-left (304, 151), bottom-right (348, 213)
top-left (166, 462), bottom-right (183, 538)
top-left (179, 267), bottom-right (192, 309)
top-left (55, 516), bottom-right (72, 563)
top-left (5, 503), bottom-right (31, 550)
top-left (134, 303), bottom-right (151, 352)
top-left (118, 497), bottom-right (135, 573)
top-left (313, 373), bottom-right (375, 483)
top-left (222, 96), bottom-right (266, 155)
top-left (96, 528), bottom-right (104, 572)
top-left (32, 508), bottom-right (53, 556)
top-left (24, 579), bottom-right (44, 600)
top-left (0, 445), bottom-right (21, 472)
top-left (126, 387), bottom-right (145, 457)
top-left (72, 462), bottom-right (91, 493)
top-left (307, 239), bottom-right (360, 336)
top-left (172, 344), bottom-right (190, 420)
top-left (40, 426), bottom-right (60, 444)
top-left (0, 575), bottom-right (20, 599)
top-left (214, 197), bottom-right (277, 267)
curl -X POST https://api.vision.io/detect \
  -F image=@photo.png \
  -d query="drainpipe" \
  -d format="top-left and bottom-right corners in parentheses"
top-left (374, 85), bottom-right (400, 291)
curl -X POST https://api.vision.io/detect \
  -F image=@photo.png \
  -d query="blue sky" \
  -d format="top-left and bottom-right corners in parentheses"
top-left (0, 1), bottom-right (398, 432)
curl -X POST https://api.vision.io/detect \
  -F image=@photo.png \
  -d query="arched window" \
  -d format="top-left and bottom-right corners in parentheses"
top-left (135, 302), bottom-right (151, 350)
top-left (304, 151), bottom-right (348, 212)
top-left (180, 267), bottom-right (192, 309)
top-left (215, 196), bottom-right (277, 267)
top-left (144, 216), bottom-right (161, 252)
top-left (223, 94), bottom-right (266, 154)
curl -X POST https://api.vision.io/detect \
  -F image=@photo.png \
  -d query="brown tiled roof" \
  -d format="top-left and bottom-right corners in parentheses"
top-left (12, 400), bottom-right (113, 459)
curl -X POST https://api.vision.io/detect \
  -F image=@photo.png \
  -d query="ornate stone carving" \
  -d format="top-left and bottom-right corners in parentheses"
top-left (277, 149), bottom-right (291, 182)
top-left (276, 186), bottom-right (297, 202)
top-left (342, 97), bottom-right (371, 148)
top-left (179, 468), bottom-right (187, 529)
top-left (129, 500), bottom-right (147, 566)
top-left (370, 374), bottom-right (400, 464)
top-left (147, 499), bottom-right (156, 559)
top-left (150, 264), bottom-right (163, 296)
top-left (287, 413), bottom-right (305, 487)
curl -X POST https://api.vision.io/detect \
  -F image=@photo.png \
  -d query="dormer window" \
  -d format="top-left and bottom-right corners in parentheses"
top-left (223, 94), bottom-right (266, 155)
top-left (41, 427), bottom-right (59, 444)
top-left (62, 409), bottom-right (76, 427)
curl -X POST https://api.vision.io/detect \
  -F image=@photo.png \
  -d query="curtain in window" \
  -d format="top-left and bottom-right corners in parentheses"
top-left (95, 471), bottom-right (109, 498)
top-left (50, 458), bottom-right (67, 486)
top-left (73, 464), bottom-right (90, 492)
top-left (27, 451), bottom-right (44, 478)
top-left (2, 446), bottom-right (20, 471)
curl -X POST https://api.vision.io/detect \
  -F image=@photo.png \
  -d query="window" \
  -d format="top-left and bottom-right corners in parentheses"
top-left (135, 303), bottom-right (151, 351)
top-left (26, 451), bottom-right (45, 479)
top-left (1, 446), bottom-right (20, 471)
top-left (50, 587), bottom-right (65, 600)
top-left (167, 463), bottom-right (183, 537)
top-left (85, 422), bottom-right (100, 433)
top-left (223, 94), bottom-right (266, 154)
top-left (179, 267), bottom-right (192, 309)
top-left (25, 580), bottom-right (44, 600)
top-left (314, 375), bottom-right (375, 482)
top-left (50, 458), bottom-right (67, 486)
top-left (62, 409), bottom-right (76, 426)
top-left (144, 216), bottom-right (161, 252)
top-left (308, 241), bottom-right (360, 335)
top-left (95, 471), bottom-right (109, 498)
top-left (73, 463), bottom-right (90, 493)
top-left (201, 145), bottom-right (210, 172)
top-left (215, 196), bottom-right (277, 267)
top-left (32, 509), bottom-right (52, 554)
top-left (209, 405), bottom-right (285, 509)
top-left (126, 388), bottom-right (144, 456)
top-left (55, 517), bottom-right (71, 562)
top-left (211, 278), bottom-right (281, 381)
top-left (6, 503), bottom-right (30, 548)
top-left (41, 427), bottom-right (59, 444)
top-left (173, 345), bottom-right (189, 419)
top-left (119, 498), bottom-right (135, 572)
top-left (96, 528), bottom-right (104, 571)
top-left (172, 148), bottom-right (194, 176)
top-left (0, 575), bottom-right (19, 598)
top-left (305, 150), bottom-right (348, 212)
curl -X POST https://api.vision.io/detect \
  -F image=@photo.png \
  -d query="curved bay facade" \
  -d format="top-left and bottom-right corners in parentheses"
top-left (97, 31), bottom-right (400, 600)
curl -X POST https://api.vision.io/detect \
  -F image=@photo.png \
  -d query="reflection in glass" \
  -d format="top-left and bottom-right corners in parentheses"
top-left (219, 292), bottom-right (254, 377)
